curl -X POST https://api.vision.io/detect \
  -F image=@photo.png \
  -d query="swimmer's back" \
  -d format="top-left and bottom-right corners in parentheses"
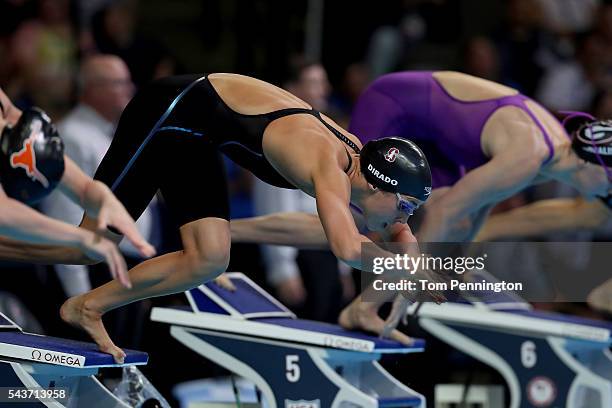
top-left (351, 71), bottom-right (495, 172)
top-left (207, 73), bottom-right (311, 114)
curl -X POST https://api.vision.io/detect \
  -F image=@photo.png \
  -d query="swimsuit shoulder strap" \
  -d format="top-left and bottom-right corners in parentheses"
top-left (498, 95), bottom-right (555, 163)
top-left (266, 106), bottom-right (361, 150)
top-left (266, 108), bottom-right (359, 171)
top-left (265, 106), bottom-right (361, 154)
top-left (265, 107), bottom-right (315, 121)
top-left (312, 110), bottom-right (361, 154)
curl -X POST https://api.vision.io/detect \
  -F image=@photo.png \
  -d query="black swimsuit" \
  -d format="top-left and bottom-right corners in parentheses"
top-left (94, 74), bottom-right (358, 225)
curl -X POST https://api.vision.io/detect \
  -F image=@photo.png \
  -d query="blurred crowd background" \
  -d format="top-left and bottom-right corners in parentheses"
top-left (1, 0), bottom-right (611, 405)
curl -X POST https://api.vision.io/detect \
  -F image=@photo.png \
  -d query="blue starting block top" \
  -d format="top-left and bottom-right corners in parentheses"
top-left (379, 396), bottom-right (424, 407)
top-left (256, 318), bottom-right (426, 351)
top-left (188, 274), bottom-right (294, 319)
top-left (415, 302), bottom-right (611, 344)
top-left (508, 310), bottom-right (612, 332)
top-left (152, 273), bottom-right (425, 354)
top-left (0, 331), bottom-right (148, 368)
top-left (0, 312), bottom-right (152, 408)
top-left (0, 313), bottom-right (148, 369)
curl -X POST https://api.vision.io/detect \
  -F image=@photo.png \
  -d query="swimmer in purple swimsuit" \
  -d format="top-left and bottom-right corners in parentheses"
top-left (341, 71), bottom-right (612, 338)
top-left (350, 71), bottom-right (612, 242)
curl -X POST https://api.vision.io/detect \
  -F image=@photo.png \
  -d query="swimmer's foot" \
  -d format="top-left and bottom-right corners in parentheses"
top-left (213, 273), bottom-right (236, 291)
top-left (60, 295), bottom-right (126, 364)
top-left (339, 298), bottom-right (414, 346)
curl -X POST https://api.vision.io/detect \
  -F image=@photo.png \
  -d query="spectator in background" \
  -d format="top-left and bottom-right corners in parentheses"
top-left (496, 0), bottom-right (548, 94)
top-left (6, 0), bottom-right (78, 118)
top-left (0, 0), bottom-right (34, 84)
top-left (328, 62), bottom-right (371, 128)
top-left (462, 36), bottom-right (501, 82)
top-left (41, 54), bottom-right (161, 299)
top-left (534, 0), bottom-right (599, 68)
top-left (536, 32), bottom-right (609, 111)
top-left (596, 1), bottom-right (612, 45)
top-left (254, 57), bottom-right (354, 322)
top-left (0, 0), bottom-right (34, 37)
top-left (286, 59), bottom-right (331, 113)
top-left (364, 0), bottom-right (461, 78)
top-left (592, 88), bottom-right (612, 118)
top-left (91, 0), bottom-right (176, 87)
top-left (536, 0), bottom-right (599, 35)
top-left (593, 1), bottom-right (612, 89)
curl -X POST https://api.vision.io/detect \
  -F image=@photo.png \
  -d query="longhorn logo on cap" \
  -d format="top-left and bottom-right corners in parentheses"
top-left (10, 131), bottom-right (50, 188)
top-left (384, 147), bottom-right (399, 162)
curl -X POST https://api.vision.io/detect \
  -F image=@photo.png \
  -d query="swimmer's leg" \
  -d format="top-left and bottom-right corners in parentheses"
top-left (64, 124), bottom-right (230, 363)
top-left (62, 217), bottom-right (231, 363)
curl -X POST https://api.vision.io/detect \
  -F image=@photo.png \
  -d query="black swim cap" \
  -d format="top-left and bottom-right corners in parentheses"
top-left (360, 137), bottom-right (432, 201)
top-left (0, 108), bottom-right (65, 204)
top-left (571, 120), bottom-right (612, 167)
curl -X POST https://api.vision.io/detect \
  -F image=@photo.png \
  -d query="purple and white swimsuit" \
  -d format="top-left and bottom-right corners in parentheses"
top-left (350, 72), bottom-right (555, 188)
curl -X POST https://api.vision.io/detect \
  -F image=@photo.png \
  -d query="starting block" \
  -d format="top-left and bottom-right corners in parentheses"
top-left (410, 297), bottom-right (612, 408)
top-left (0, 312), bottom-right (148, 407)
top-left (151, 272), bottom-right (426, 408)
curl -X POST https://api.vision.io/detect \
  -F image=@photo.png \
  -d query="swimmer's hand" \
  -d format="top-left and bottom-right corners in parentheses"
top-left (214, 273), bottom-right (236, 291)
top-left (380, 272), bottom-right (447, 339)
top-left (381, 295), bottom-right (411, 340)
top-left (412, 263), bottom-right (449, 304)
top-left (84, 181), bottom-right (156, 259)
top-left (339, 299), bottom-right (416, 346)
top-left (80, 231), bottom-right (131, 288)
top-left (380, 287), bottom-right (445, 341)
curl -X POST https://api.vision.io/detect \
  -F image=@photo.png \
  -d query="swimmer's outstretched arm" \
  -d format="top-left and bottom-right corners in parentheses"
top-left (475, 198), bottom-right (609, 241)
top-left (474, 197), bottom-right (612, 313)
top-left (0, 186), bottom-right (132, 285)
top-left (230, 211), bottom-right (418, 251)
top-left (0, 236), bottom-right (84, 264)
top-left (230, 212), bottom-right (329, 248)
top-left (418, 145), bottom-right (543, 241)
top-left (0, 186), bottom-right (95, 247)
top-left (1, 212), bottom-right (323, 263)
